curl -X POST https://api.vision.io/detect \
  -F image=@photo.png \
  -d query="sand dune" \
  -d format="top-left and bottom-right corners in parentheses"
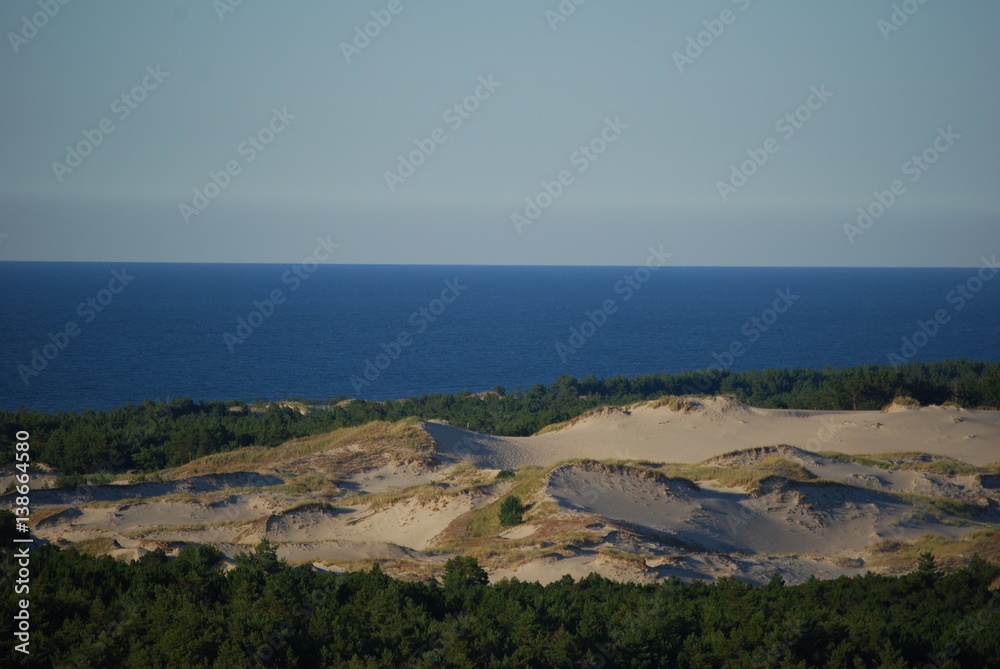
top-left (7, 398), bottom-right (999, 585)
top-left (544, 462), bottom-right (992, 555)
top-left (428, 398), bottom-right (1000, 468)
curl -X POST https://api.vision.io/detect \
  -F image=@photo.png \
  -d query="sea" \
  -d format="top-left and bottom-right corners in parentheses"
top-left (1, 262), bottom-right (998, 413)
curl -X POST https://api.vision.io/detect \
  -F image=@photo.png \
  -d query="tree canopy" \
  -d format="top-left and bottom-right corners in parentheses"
top-left (1, 542), bottom-right (998, 667)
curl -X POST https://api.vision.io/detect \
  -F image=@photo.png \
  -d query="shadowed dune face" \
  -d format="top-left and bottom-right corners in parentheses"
top-left (543, 464), bottom-right (990, 557)
top-left (1, 472), bottom-right (284, 506)
top-left (420, 421), bottom-right (521, 469)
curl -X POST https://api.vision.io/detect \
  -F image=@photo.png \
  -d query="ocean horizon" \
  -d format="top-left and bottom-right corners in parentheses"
top-left (2, 261), bottom-right (999, 413)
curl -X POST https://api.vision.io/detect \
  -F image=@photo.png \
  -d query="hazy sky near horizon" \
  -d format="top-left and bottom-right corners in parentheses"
top-left (1, 1), bottom-right (997, 266)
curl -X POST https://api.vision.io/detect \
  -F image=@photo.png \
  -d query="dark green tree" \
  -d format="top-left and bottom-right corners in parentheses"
top-left (0, 509), bottom-right (17, 544)
top-left (499, 495), bottom-right (525, 526)
top-left (442, 556), bottom-right (489, 589)
top-left (235, 538), bottom-right (282, 574)
top-left (917, 551), bottom-right (941, 581)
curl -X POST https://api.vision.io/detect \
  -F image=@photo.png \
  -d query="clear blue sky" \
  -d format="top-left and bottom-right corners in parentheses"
top-left (1, 1), bottom-right (997, 266)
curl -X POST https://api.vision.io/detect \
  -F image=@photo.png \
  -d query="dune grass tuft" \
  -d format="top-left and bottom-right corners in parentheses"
top-left (166, 418), bottom-right (436, 478)
top-left (865, 527), bottom-right (1000, 574)
top-left (659, 456), bottom-right (816, 490)
top-left (73, 537), bottom-right (116, 556)
top-left (597, 546), bottom-right (651, 567)
top-left (817, 451), bottom-right (1000, 477)
top-left (648, 395), bottom-right (699, 412)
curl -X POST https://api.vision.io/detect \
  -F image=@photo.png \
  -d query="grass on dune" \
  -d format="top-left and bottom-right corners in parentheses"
top-left (30, 506), bottom-right (70, 526)
top-left (167, 418), bottom-right (435, 477)
top-left (119, 518), bottom-right (257, 539)
top-left (273, 471), bottom-right (338, 495)
top-left (280, 500), bottom-right (339, 514)
top-left (660, 456), bottom-right (817, 490)
top-left (533, 409), bottom-right (616, 435)
top-left (440, 456), bottom-right (821, 550)
top-left (461, 528), bottom-right (603, 570)
top-left (535, 396), bottom-right (703, 435)
top-left (438, 449), bottom-right (994, 558)
top-left (435, 466), bottom-right (551, 547)
top-left (534, 395), bottom-right (721, 437)
top-left (597, 546), bottom-right (653, 567)
top-left (73, 537), bottom-right (117, 556)
top-left (437, 457), bottom-right (705, 551)
top-left (647, 395), bottom-right (701, 412)
top-left (890, 492), bottom-right (984, 521)
top-left (817, 451), bottom-right (1000, 476)
top-left (336, 462), bottom-right (506, 513)
top-left (338, 480), bottom-right (458, 513)
top-left (866, 527), bottom-right (1000, 573)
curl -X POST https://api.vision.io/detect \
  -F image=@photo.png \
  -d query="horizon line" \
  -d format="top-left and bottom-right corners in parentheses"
top-left (0, 260), bottom-right (993, 270)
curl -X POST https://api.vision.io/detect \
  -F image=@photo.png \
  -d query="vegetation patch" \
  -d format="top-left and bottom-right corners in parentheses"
top-left (887, 395), bottom-right (921, 408)
top-left (597, 546), bottom-right (651, 567)
top-left (462, 525), bottom-right (603, 570)
top-left (274, 471), bottom-right (337, 494)
top-left (660, 456), bottom-right (816, 491)
top-left (829, 555), bottom-right (865, 569)
top-left (72, 537), bottom-right (116, 556)
top-left (280, 500), bottom-right (338, 514)
top-left (865, 527), bottom-right (1000, 574)
top-left (338, 480), bottom-right (460, 514)
top-left (534, 407), bottom-right (631, 435)
top-left (30, 506), bottom-right (70, 526)
top-left (648, 395), bottom-right (700, 412)
top-left (434, 466), bottom-right (552, 547)
top-left (168, 418), bottom-right (436, 479)
top-left (52, 472), bottom-right (114, 489)
top-left (120, 518), bottom-right (257, 539)
top-left (817, 451), bottom-right (1000, 477)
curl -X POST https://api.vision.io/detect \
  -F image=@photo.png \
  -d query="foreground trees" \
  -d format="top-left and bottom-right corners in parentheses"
top-left (1, 542), bottom-right (998, 667)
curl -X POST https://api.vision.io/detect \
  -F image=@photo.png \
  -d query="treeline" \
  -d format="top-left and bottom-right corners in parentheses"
top-left (1, 539), bottom-right (998, 667)
top-left (2, 360), bottom-right (998, 475)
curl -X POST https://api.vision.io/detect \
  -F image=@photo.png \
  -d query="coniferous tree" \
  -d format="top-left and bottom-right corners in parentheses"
top-left (499, 495), bottom-right (525, 526)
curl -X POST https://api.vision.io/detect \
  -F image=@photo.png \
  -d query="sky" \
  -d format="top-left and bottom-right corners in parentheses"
top-left (0, 1), bottom-right (997, 266)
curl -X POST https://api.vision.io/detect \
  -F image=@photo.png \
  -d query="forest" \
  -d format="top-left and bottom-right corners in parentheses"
top-left (1, 535), bottom-right (998, 668)
top-left (2, 360), bottom-right (999, 476)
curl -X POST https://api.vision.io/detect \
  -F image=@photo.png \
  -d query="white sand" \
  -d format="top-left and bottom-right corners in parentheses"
top-left (266, 492), bottom-right (482, 551)
top-left (426, 398), bottom-right (1000, 468)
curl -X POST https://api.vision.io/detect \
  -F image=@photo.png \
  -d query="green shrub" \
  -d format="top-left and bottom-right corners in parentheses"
top-left (53, 472), bottom-right (113, 489)
top-left (53, 473), bottom-right (87, 489)
top-left (499, 495), bottom-right (524, 526)
top-left (495, 469), bottom-right (516, 480)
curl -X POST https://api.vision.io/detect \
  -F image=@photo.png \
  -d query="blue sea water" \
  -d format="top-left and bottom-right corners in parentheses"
top-left (1, 262), bottom-right (998, 413)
